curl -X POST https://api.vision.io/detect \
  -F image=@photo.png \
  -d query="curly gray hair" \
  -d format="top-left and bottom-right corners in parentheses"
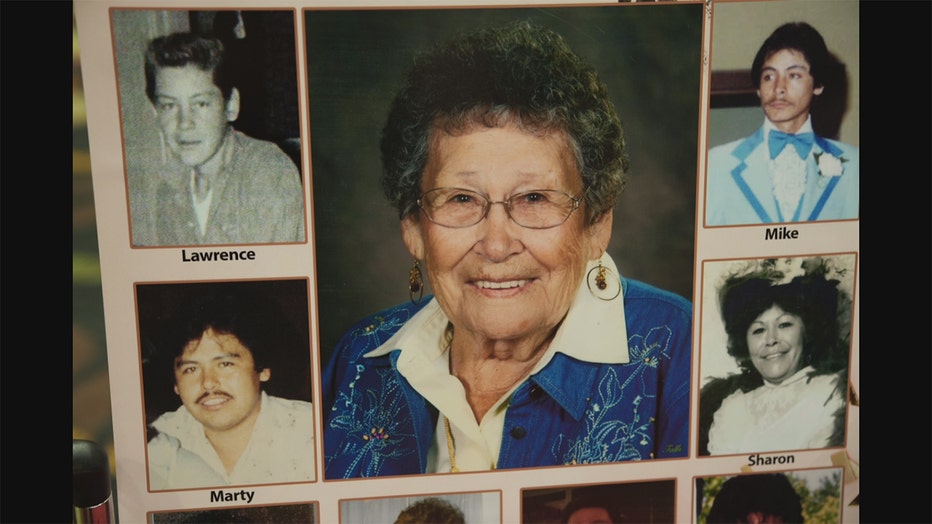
top-left (380, 20), bottom-right (629, 225)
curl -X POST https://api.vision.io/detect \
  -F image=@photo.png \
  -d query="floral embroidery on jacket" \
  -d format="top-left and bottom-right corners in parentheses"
top-left (327, 366), bottom-right (416, 478)
top-left (554, 325), bottom-right (673, 464)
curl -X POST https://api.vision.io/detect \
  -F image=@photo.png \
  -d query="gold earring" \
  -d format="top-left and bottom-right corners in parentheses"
top-left (409, 259), bottom-right (424, 305)
top-left (595, 263), bottom-right (607, 290)
top-left (586, 258), bottom-right (621, 301)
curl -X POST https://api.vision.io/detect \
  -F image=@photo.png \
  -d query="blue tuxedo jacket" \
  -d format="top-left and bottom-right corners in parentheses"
top-left (706, 126), bottom-right (859, 226)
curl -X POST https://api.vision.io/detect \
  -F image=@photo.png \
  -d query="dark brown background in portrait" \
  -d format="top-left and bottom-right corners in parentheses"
top-left (305, 5), bottom-right (703, 364)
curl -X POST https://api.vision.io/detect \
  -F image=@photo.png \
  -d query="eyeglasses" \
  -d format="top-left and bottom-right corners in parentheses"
top-left (417, 187), bottom-right (585, 229)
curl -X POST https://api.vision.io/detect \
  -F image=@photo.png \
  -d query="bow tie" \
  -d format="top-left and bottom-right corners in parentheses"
top-left (768, 130), bottom-right (814, 159)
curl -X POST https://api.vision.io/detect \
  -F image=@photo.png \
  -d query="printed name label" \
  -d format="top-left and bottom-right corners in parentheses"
top-left (764, 226), bottom-right (799, 240)
top-left (182, 249), bottom-right (257, 262)
top-left (210, 489), bottom-right (255, 504)
top-left (748, 453), bottom-right (796, 466)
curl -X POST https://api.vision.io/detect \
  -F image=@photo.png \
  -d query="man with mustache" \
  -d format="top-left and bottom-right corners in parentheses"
top-left (139, 31), bottom-right (305, 246)
top-left (146, 290), bottom-right (315, 489)
top-left (706, 22), bottom-right (858, 226)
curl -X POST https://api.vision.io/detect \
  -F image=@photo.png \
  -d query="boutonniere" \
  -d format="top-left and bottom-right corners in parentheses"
top-left (815, 151), bottom-right (846, 178)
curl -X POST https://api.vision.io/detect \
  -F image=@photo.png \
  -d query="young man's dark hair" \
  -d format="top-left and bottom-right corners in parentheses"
top-left (166, 287), bottom-right (283, 376)
top-left (144, 32), bottom-right (237, 103)
top-left (750, 22), bottom-right (831, 90)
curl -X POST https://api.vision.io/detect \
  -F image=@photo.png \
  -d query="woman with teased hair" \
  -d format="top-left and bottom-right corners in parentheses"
top-left (700, 257), bottom-right (850, 455)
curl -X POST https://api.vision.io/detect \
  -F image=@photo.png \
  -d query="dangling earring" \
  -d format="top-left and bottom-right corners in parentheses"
top-left (409, 259), bottom-right (424, 305)
top-left (587, 258), bottom-right (621, 301)
top-left (595, 264), bottom-right (608, 290)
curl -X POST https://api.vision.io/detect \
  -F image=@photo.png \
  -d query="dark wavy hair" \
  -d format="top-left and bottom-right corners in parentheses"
top-left (394, 498), bottom-right (465, 524)
top-left (164, 288), bottom-right (285, 375)
top-left (706, 474), bottom-right (803, 524)
top-left (751, 22), bottom-right (831, 90)
top-left (718, 260), bottom-right (845, 380)
top-left (144, 32), bottom-right (236, 104)
top-left (380, 20), bottom-right (628, 225)
top-left (561, 495), bottom-right (621, 524)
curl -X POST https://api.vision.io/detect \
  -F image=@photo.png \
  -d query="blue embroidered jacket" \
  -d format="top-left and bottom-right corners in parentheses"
top-left (321, 277), bottom-right (692, 479)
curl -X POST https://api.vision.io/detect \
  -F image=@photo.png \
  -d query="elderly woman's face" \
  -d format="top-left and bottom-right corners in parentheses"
top-left (746, 305), bottom-right (805, 384)
top-left (402, 123), bottom-right (611, 345)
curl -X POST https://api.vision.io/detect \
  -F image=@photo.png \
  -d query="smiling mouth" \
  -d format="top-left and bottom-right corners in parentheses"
top-left (759, 351), bottom-right (788, 360)
top-left (198, 394), bottom-right (232, 407)
top-left (474, 279), bottom-right (529, 290)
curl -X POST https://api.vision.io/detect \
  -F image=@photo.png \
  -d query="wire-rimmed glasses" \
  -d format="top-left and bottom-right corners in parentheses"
top-left (417, 187), bottom-right (585, 229)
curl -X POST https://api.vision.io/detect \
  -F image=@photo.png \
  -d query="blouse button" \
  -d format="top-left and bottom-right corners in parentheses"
top-left (510, 426), bottom-right (527, 439)
top-left (529, 385), bottom-right (543, 400)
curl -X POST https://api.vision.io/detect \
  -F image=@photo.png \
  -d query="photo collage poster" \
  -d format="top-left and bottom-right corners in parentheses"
top-left (74, 1), bottom-right (859, 522)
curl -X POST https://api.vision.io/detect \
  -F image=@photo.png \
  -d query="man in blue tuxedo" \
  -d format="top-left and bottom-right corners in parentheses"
top-left (706, 22), bottom-right (858, 226)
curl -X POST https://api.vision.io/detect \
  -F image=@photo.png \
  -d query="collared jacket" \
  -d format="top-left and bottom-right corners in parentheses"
top-left (149, 130), bottom-right (305, 246)
top-left (321, 277), bottom-right (692, 479)
top-left (706, 125), bottom-right (859, 226)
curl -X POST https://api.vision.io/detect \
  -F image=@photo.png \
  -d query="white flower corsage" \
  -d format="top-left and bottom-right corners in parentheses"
top-left (815, 152), bottom-right (846, 178)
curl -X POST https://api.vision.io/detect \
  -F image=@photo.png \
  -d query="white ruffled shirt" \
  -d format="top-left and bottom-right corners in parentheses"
top-left (764, 116), bottom-right (812, 221)
top-left (766, 117), bottom-right (814, 220)
top-left (147, 392), bottom-right (316, 489)
top-left (707, 366), bottom-right (844, 455)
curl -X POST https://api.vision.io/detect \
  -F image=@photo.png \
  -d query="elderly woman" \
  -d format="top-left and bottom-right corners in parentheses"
top-left (321, 21), bottom-right (692, 478)
top-left (699, 258), bottom-right (849, 455)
